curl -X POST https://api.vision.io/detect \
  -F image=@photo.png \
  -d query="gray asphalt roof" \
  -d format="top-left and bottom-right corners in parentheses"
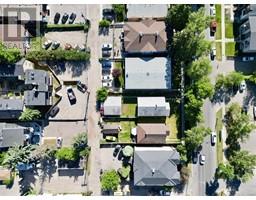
top-left (249, 16), bottom-right (256, 51)
top-left (125, 57), bottom-right (171, 90)
top-left (0, 59), bottom-right (25, 78)
top-left (134, 147), bottom-right (180, 186)
top-left (103, 96), bottom-right (122, 116)
top-left (0, 123), bottom-right (25, 148)
top-left (0, 99), bottom-right (23, 119)
top-left (137, 97), bottom-right (170, 117)
top-left (126, 4), bottom-right (168, 19)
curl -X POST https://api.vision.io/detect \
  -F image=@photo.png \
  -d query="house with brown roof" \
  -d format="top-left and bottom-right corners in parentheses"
top-left (123, 19), bottom-right (167, 56)
top-left (136, 123), bottom-right (169, 144)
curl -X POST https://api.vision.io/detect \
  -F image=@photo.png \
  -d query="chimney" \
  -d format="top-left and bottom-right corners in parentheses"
top-left (139, 32), bottom-right (143, 42)
top-left (155, 31), bottom-right (159, 43)
top-left (155, 104), bottom-right (157, 109)
top-left (152, 168), bottom-right (155, 175)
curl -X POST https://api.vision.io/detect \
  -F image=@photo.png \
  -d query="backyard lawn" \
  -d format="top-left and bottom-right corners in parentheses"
top-left (216, 108), bottom-right (223, 165)
top-left (225, 21), bottom-right (234, 39)
top-left (119, 121), bottom-right (136, 143)
top-left (216, 42), bottom-right (222, 61)
top-left (122, 104), bottom-right (136, 118)
top-left (225, 42), bottom-right (236, 56)
top-left (215, 4), bottom-right (222, 40)
top-left (165, 114), bottom-right (181, 144)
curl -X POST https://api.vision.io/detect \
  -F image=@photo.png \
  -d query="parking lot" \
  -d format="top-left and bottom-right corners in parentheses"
top-left (47, 4), bottom-right (88, 24)
top-left (100, 147), bottom-right (123, 171)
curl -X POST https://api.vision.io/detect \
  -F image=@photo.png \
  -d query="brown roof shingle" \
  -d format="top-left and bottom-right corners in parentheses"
top-left (124, 19), bottom-right (167, 53)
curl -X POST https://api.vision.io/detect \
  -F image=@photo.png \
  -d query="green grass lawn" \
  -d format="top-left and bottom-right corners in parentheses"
top-left (165, 114), bottom-right (181, 144)
top-left (225, 21), bottom-right (234, 39)
top-left (216, 42), bottom-right (222, 61)
top-left (225, 42), bottom-right (236, 56)
top-left (216, 108), bottom-right (223, 165)
top-left (119, 121), bottom-right (136, 143)
top-left (122, 104), bottom-right (136, 117)
top-left (215, 5), bottom-right (222, 40)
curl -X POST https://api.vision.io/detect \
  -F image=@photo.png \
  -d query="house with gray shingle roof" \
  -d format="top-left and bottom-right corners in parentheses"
top-left (0, 99), bottom-right (23, 119)
top-left (125, 57), bottom-right (171, 90)
top-left (103, 96), bottom-right (122, 116)
top-left (0, 59), bottom-right (25, 80)
top-left (133, 146), bottom-right (180, 186)
top-left (137, 97), bottom-right (170, 117)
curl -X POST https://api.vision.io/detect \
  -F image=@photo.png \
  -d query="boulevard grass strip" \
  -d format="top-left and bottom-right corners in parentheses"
top-left (225, 42), bottom-right (236, 56)
top-left (216, 108), bottom-right (223, 165)
top-left (216, 42), bottom-right (222, 61)
top-left (215, 4), bottom-right (222, 40)
top-left (225, 20), bottom-right (234, 39)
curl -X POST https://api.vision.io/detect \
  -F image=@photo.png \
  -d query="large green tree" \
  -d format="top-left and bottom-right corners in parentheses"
top-left (215, 72), bottom-right (244, 91)
top-left (19, 108), bottom-right (41, 121)
top-left (96, 87), bottom-right (108, 102)
top-left (112, 4), bottom-right (125, 22)
top-left (193, 77), bottom-right (214, 99)
top-left (187, 57), bottom-right (212, 80)
top-left (0, 43), bottom-right (21, 64)
top-left (56, 147), bottom-right (78, 162)
top-left (100, 169), bottom-right (120, 191)
top-left (216, 163), bottom-right (235, 181)
top-left (229, 150), bottom-right (256, 182)
top-left (166, 5), bottom-right (192, 32)
top-left (185, 125), bottom-right (211, 151)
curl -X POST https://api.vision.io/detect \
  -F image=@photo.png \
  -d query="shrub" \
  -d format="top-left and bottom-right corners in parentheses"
top-left (0, 42), bottom-right (21, 64)
top-left (19, 108), bottom-right (41, 121)
top-left (56, 147), bottom-right (78, 162)
top-left (99, 19), bottom-right (110, 28)
top-left (96, 87), bottom-right (108, 102)
top-left (101, 170), bottom-right (120, 191)
top-left (46, 24), bottom-right (89, 32)
top-left (112, 4), bottom-right (126, 22)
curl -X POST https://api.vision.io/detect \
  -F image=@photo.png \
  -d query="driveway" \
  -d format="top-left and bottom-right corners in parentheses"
top-left (43, 121), bottom-right (86, 146)
top-left (100, 147), bottom-right (122, 171)
top-left (47, 4), bottom-right (88, 24)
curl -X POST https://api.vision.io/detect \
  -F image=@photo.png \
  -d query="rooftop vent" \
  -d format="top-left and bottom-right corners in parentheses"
top-left (152, 168), bottom-right (155, 175)
top-left (146, 72), bottom-right (150, 76)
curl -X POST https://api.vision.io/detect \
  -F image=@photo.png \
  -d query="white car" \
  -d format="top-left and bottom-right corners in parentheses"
top-left (210, 6), bottom-right (216, 16)
top-left (102, 43), bottom-right (112, 50)
top-left (242, 57), bottom-right (254, 62)
top-left (56, 137), bottom-right (63, 148)
top-left (42, 40), bottom-right (52, 49)
top-left (102, 75), bottom-right (113, 82)
top-left (211, 131), bottom-right (217, 145)
top-left (102, 81), bottom-right (112, 88)
top-left (239, 80), bottom-right (246, 92)
top-left (199, 154), bottom-right (206, 165)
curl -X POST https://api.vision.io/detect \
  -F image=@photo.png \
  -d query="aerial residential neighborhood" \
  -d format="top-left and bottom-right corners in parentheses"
top-left (0, 3), bottom-right (256, 197)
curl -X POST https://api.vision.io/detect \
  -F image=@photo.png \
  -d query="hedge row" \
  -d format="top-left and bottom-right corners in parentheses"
top-left (26, 49), bottom-right (90, 62)
top-left (46, 24), bottom-right (89, 32)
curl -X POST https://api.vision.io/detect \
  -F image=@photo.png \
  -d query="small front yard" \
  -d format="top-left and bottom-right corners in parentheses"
top-left (225, 42), bottom-right (236, 56)
top-left (216, 108), bottom-right (223, 165)
top-left (216, 42), bottom-right (222, 61)
top-left (122, 104), bottom-right (136, 118)
top-left (215, 4), bottom-right (222, 40)
top-left (166, 114), bottom-right (181, 144)
top-left (119, 121), bottom-right (135, 143)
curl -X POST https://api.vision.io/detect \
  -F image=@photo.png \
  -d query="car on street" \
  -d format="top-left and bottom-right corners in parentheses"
top-left (102, 50), bottom-right (111, 57)
top-left (239, 80), bottom-right (246, 92)
top-left (211, 131), bottom-right (217, 145)
top-left (77, 81), bottom-right (87, 93)
top-left (42, 40), bottom-right (52, 49)
top-left (210, 5), bottom-right (216, 16)
top-left (102, 60), bottom-right (112, 68)
top-left (69, 13), bottom-right (76, 24)
top-left (192, 150), bottom-right (198, 164)
top-left (102, 81), bottom-right (112, 88)
top-left (253, 106), bottom-right (256, 120)
top-left (106, 136), bottom-right (117, 142)
top-left (113, 145), bottom-right (121, 157)
top-left (66, 86), bottom-right (76, 103)
top-left (242, 56), bottom-right (254, 62)
top-left (61, 13), bottom-right (69, 24)
top-left (65, 43), bottom-right (72, 50)
top-left (56, 137), bottom-right (63, 148)
top-left (103, 8), bottom-right (114, 21)
top-left (102, 75), bottom-right (113, 82)
top-left (51, 41), bottom-right (60, 50)
top-left (102, 43), bottom-right (112, 50)
top-left (54, 12), bottom-right (61, 24)
top-left (49, 106), bottom-right (60, 117)
top-left (199, 154), bottom-right (206, 165)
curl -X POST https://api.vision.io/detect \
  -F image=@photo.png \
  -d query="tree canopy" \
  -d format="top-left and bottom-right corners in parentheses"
top-left (56, 147), bottom-right (78, 162)
top-left (96, 87), bottom-right (108, 102)
top-left (112, 4), bottom-right (125, 22)
top-left (215, 72), bottom-right (244, 91)
top-left (100, 169), bottom-right (120, 191)
top-left (19, 108), bottom-right (41, 121)
top-left (216, 163), bottom-right (235, 181)
top-left (187, 57), bottom-right (212, 80)
top-left (0, 43), bottom-right (21, 64)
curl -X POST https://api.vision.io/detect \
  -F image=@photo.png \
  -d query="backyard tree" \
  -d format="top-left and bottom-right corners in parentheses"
top-left (56, 147), bottom-right (78, 162)
top-left (215, 163), bottom-right (235, 181)
top-left (166, 4), bottom-right (192, 32)
top-left (112, 4), bottom-right (126, 22)
top-left (112, 68), bottom-right (122, 78)
top-left (187, 57), bottom-right (212, 80)
top-left (19, 108), bottom-right (41, 121)
top-left (185, 125), bottom-right (211, 151)
top-left (229, 150), bottom-right (256, 182)
top-left (100, 169), bottom-right (120, 191)
top-left (176, 144), bottom-right (188, 163)
top-left (96, 87), bottom-right (108, 102)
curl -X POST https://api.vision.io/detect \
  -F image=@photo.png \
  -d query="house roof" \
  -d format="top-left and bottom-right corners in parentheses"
top-left (136, 123), bottom-right (168, 143)
top-left (102, 124), bottom-right (120, 135)
top-left (0, 99), bottom-right (23, 119)
top-left (103, 96), bottom-right (122, 116)
top-left (0, 59), bottom-right (25, 78)
top-left (0, 123), bottom-right (25, 148)
top-left (0, 168), bottom-right (11, 181)
top-left (248, 16), bottom-right (256, 51)
top-left (123, 19), bottom-right (167, 53)
top-left (126, 4), bottom-right (168, 19)
top-left (134, 147), bottom-right (180, 186)
top-left (137, 97), bottom-right (170, 116)
top-left (125, 57), bottom-right (171, 90)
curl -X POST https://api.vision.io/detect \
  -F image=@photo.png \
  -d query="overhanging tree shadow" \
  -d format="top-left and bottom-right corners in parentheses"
top-left (18, 168), bottom-right (39, 196)
top-left (226, 179), bottom-right (241, 196)
top-left (206, 178), bottom-right (219, 196)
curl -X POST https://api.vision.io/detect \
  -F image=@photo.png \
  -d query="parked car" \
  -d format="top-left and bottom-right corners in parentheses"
top-left (66, 86), bottom-right (76, 103)
top-left (239, 80), bottom-right (246, 92)
top-left (253, 106), bottom-right (256, 120)
top-left (56, 137), bottom-right (63, 148)
top-left (210, 5), bottom-right (216, 16)
top-left (210, 47), bottom-right (216, 60)
top-left (61, 13), bottom-right (69, 24)
top-left (159, 190), bottom-right (171, 196)
top-left (210, 20), bottom-right (217, 33)
top-left (211, 131), bottom-right (217, 145)
top-left (54, 12), bottom-right (61, 24)
top-left (69, 13), bottom-right (76, 24)
top-left (42, 40), bottom-right (52, 49)
top-left (102, 50), bottom-right (111, 57)
top-left (102, 81), bottom-right (112, 88)
top-left (102, 43), bottom-right (112, 50)
top-left (199, 154), bottom-right (206, 165)
top-left (77, 81), bottom-right (87, 93)
top-left (242, 56), bottom-right (254, 62)
top-left (192, 150), bottom-right (198, 164)
top-left (113, 145), bottom-right (121, 157)
top-left (102, 60), bottom-right (112, 68)
top-left (102, 75), bottom-right (113, 82)
top-left (65, 43), bottom-right (72, 50)
top-left (106, 136), bottom-right (117, 142)
top-left (49, 106), bottom-right (60, 117)
top-left (51, 41), bottom-right (60, 50)
top-left (103, 9), bottom-right (114, 21)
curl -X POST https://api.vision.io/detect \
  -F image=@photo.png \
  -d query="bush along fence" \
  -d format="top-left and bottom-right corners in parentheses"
top-left (45, 23), bottom-right (89, 32)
